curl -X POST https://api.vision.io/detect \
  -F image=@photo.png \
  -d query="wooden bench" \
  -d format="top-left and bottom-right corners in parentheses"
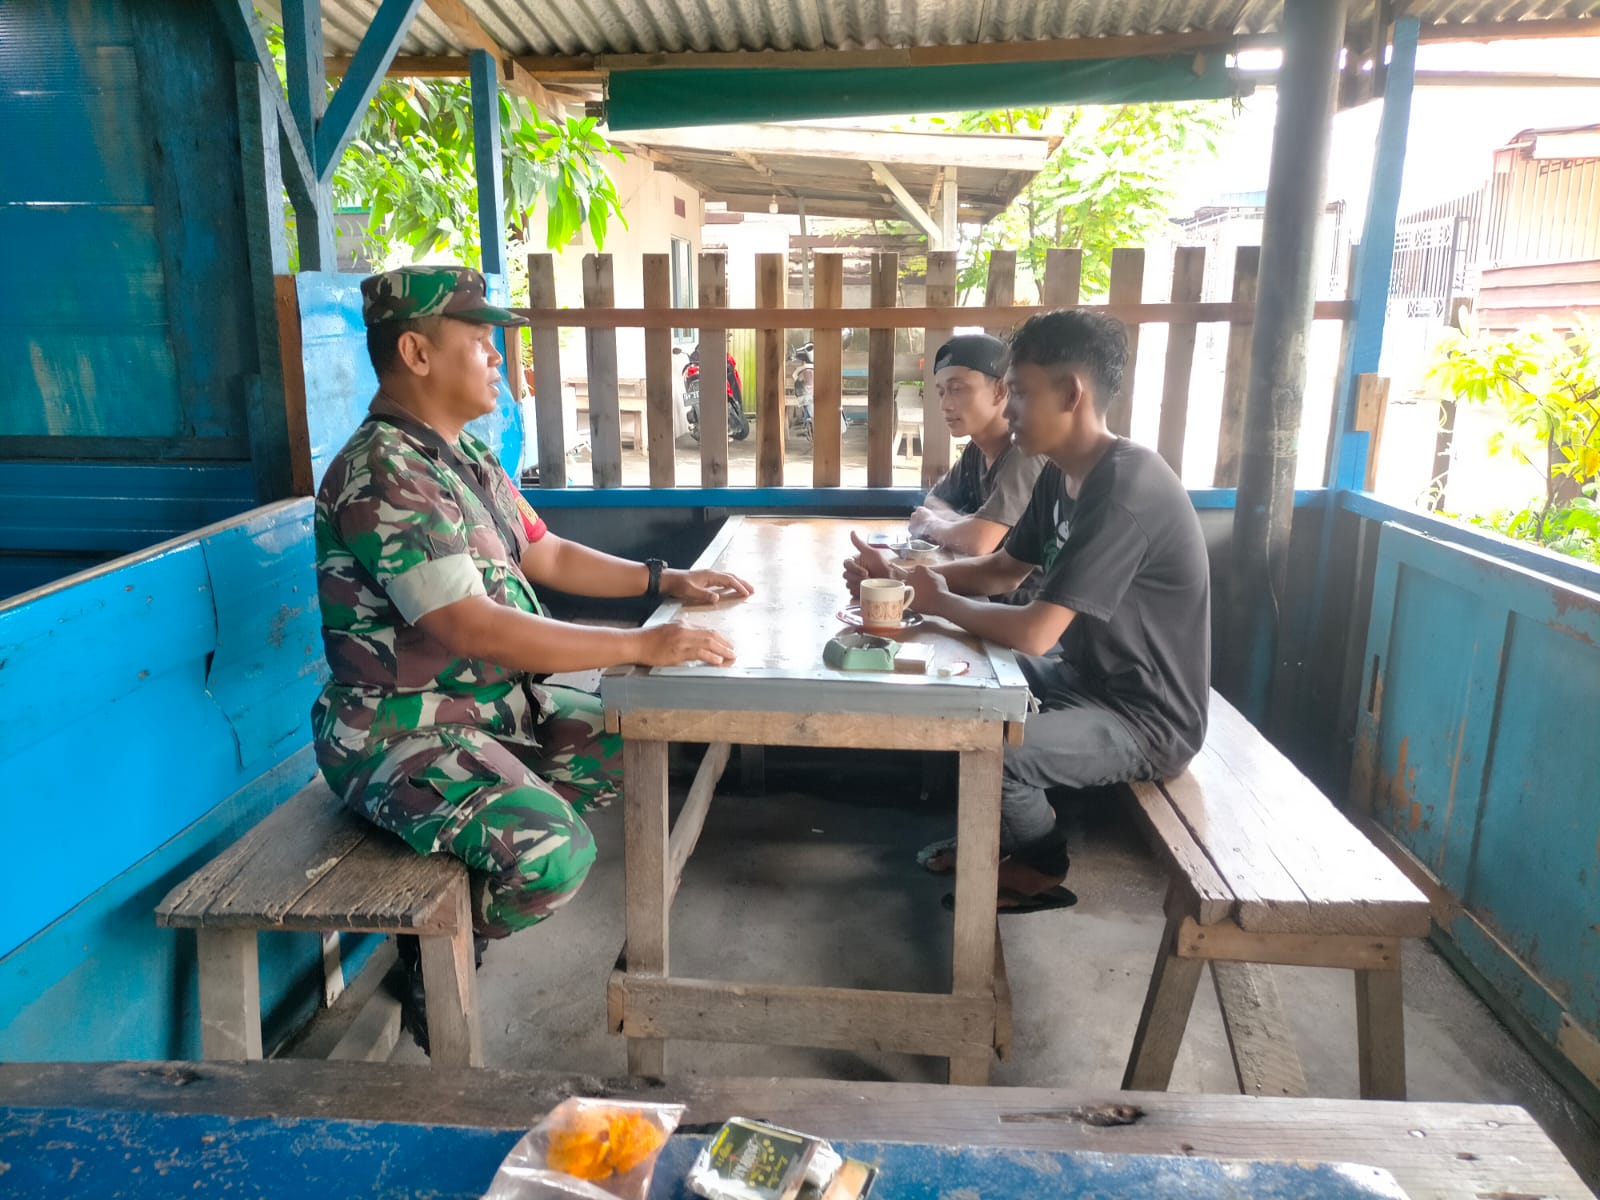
top-left (1121, 692), bottom-right (1430, 1100)
top-left (156, 777), bottom-right (483, 1068)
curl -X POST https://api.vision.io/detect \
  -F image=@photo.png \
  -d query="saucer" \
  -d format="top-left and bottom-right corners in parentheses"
top-left (836, 605), bottom-right (925, 632)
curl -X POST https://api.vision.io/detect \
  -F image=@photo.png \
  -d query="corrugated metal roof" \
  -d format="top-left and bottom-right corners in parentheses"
top-left (307, 1), bottom-right (1599, 59)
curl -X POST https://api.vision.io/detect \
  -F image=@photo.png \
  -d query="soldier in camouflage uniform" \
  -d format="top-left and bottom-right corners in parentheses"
top-left (313, 267), bottom-right (750, 1044)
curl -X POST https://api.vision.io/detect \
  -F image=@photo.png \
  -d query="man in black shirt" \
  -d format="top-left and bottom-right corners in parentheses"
top-left (911, 334), bottom-right (1045, 558)
top-left (846, 310), bottom-right (1211, 911)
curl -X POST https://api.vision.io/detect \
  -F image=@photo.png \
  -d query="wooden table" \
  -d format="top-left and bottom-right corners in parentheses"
top-left (2, 1061), bottom-right (1593, 1200)
top-left (600, 517), bottom-right (1033, 1085)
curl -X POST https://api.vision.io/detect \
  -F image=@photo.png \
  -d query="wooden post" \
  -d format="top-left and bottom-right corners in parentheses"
top-left (1157, 246), bottom-right (1206, 478)
top-left (921, 250), bottom-right (958, 489)
top-left (642, 254), bottom-right (676, 488)
top-left (1229, 0), bottom-right (1351, 718)
top-left (583, 255), bottom-right (622, 488)
top-left (196, 928), bottom-right (264, 1061)
top-left (699, 253), bottom-right (730, 488)
top-left (1106, 248), bottom-right (1146, 438)
top-left (1352, 374), bottom-right (1390, 492)
top-left (983, 250), bottom-right (1016, 337)
top-left (949, 746), bottom-right (1002, 1086)
top-left (867, 253), bottom-right (898, 488)
top-left (1121, 897), bottom-right (1205, 1091)
top-left (812, 254), bottom-right (844, 487)
top-left (280, 0), bottom-right (335, 268)
top-left (1212, 246), bottom-right (1261, 488)
top-left (623, 737), bottom-right (671, 1076)
top-left (1355, 966), bottom-right (1408, 1100)
top-left (527, 254), bottom-right (565, 487)
top-left (1041, 248), bottom-right (1082, 308)
top-left (756, 253), bottom-right (786, 487)
top-left (468, 50), bottom-right (505, 277)
top-left (417, 882), bottom-right (484, 1068)
top-left (272, 276), bottom-right (314, 497)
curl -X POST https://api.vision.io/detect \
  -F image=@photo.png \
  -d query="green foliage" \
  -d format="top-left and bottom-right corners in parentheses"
top-left (332, 79), bottom-right (626, 266)
top-left (266, 27), bottom-right (625, 269)
top-left (932, 103), bottom-right (1230, 301)
top-left (1429, 318), bottom-right (1600, 553)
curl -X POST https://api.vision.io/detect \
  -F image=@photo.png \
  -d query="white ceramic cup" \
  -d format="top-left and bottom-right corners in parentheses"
top-left (860, 578), bottom-right (913, 629)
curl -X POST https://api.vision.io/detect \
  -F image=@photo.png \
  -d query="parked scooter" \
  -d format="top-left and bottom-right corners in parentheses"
top-left (788, 341), bottom-right (815, 441)
top-left (682, 344), bottom-right (750, 442)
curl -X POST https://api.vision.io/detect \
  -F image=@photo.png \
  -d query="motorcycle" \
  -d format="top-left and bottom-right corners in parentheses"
top-left (788, 342), bottom-right (816, 441)
top-left (682, 344), bottom-right (750, 443)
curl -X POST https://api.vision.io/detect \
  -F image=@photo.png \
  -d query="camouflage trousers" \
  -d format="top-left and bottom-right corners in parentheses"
top-left (331, 687), bottom-right (622, 939)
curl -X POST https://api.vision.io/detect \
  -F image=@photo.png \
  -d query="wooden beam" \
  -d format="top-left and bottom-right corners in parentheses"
top-left (620, 124), bottom-right (1051, 174)
top-left (518, 29), bottom-right (1239, 77)
top-left (317, 0), bottom-right (424, 181)
top-left (327, 54), bottom-right (470, 77)
top-left (469, 49), bottom-right (506, 276)
top-left (209, 0), bottom-right (317, 210)
top-left (869, 161), bottom-right (943, 245)
top-left (1417, 17), bottom-right (1600, 42)
top-left (510, 299), bottom-right (1354, 330)
top-left (423, 0), bottom-right (560, 117)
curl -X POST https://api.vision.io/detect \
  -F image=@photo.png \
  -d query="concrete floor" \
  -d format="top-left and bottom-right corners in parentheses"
top-left (387, 747), bottom-right (1600, 1189)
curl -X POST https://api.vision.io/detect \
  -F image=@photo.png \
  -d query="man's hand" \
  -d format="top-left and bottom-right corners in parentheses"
top-left (637, 621), bottom-right (737, 667)
top-left (907, 506), bottom-right (934, 537)
top-left (843, 531), bottom-right (897, 599)
top-left (903, 564), bottom-right (951, 616)
top-left (662, 568), bottom-right (754, 606)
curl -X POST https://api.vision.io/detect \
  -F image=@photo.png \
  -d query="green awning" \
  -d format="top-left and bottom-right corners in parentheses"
top-left (604, 53), bottom-right (1236, 131)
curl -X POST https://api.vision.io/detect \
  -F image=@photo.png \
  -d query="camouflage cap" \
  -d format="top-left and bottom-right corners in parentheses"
top-left (359, 265), bottom-right (527, 328)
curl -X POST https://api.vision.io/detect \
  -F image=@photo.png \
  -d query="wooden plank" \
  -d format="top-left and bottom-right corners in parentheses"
top-left (1123, 780), bottom-right (1235, 926)
top-left (272, 275), bottom-right (313, 497)
top-left (698, 253), bottom-right (729, 489)
top-left (867, 253), bottom-right (898, 488)
top-left (582, 254), bottom-right (622, 488)
top-left (611, 973), bottom-right (995, 1058)
top-left (1040, 248), bottom-right (1083, 308)
top-left (195, 928), bottom-right (263, 1061)
top-left (417, 885), bottom-right (483, 1068)
top-left (1121, 900), bottom-right (1206, 1091)
top-left (527, 253), bottom-right (565, 487)
top-left (155, 782), bottom-right (368, 927)
top-left (1105, 248), bottom-right (1146, 438)
top-left (667, 741), bottom-right (733, 903)
top-left (812, 254), bottom-right (844, 487)
top-left (1211, 962), bottom-right (1309, 1098)
top-left (511, 299), bottom-right (1353, 330)
top-left (1177, 920), bottom-right (1403, 971)
top-left (1353, 373), bottom-right (1391, 492)
top-left (755, 253), bottom-right (785, 487)
top-left (617, 710), bottom-right (1002, 752)
top-left (1355, 967), bottom-right (1408, 1100)
top-left (1191, 696), bottom-right (1429, 936)
top-left (1212, 246), bottom-right (1260, 487)
top-left (921, 250), bottom-right (958, 489)
top-left (1157, 246), bottom-right (1206, 478)
top-left (642, 253), bottom-right (675, 488)
top-left (950, 747), bottom-right (1002, 1086)
top-left (286, 830), bottom-right (464, 934)
top-left (983, 249), bottom-right (1017, 338)
top-left (622, 737), bottom-right (670, 1077)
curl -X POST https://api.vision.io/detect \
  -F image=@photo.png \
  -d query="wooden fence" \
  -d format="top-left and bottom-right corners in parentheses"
top-left (515, 248), bottom-right (1353, 491)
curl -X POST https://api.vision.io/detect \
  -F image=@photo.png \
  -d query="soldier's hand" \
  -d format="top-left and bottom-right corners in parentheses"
top-left (662, 567), bottom-right (754, 606)
top-left (637, 621), bottom-right (737, 667)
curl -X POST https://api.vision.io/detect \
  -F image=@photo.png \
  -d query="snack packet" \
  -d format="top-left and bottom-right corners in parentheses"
top-left (483, 1098), bottom-right (684, 1200)
top-left (685, 1119), bottom-right (847, 1200)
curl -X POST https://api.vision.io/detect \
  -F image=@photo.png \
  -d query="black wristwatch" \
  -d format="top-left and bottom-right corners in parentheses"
top-left (643, 557), bottom-right (667, 602)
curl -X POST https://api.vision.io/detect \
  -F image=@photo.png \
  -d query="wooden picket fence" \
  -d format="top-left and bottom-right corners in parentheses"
top-left (512, 248), bottom-right (1353, 491)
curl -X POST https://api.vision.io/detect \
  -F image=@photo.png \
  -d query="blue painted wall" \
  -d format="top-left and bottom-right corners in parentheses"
top-left (297, 271), bottom-right (524, 487)
top-left (0, 0), bottom-right (262, 463)
top-left (1352, 521), bottom-right (1600, 1088)
top-left (0, 501), bottom-right (329, 1059)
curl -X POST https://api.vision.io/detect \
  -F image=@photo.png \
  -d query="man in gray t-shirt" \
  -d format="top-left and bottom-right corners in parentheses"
top-left (844, 311), bottom-right (1210, 912)
top-left (910, 334), bottom-right (1045, 558)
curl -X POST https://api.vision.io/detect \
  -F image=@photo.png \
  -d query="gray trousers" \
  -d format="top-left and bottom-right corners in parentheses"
top-left (1000, 655), bottom-right (1156, 857)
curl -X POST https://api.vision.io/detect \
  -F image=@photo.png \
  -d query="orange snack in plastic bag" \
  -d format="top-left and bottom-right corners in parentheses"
top-left (545, 1105), bottom-right (669, 1181)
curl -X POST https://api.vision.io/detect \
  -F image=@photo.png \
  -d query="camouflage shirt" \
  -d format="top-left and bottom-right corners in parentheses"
top-left (311, 393), bottom-right (552, 784)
